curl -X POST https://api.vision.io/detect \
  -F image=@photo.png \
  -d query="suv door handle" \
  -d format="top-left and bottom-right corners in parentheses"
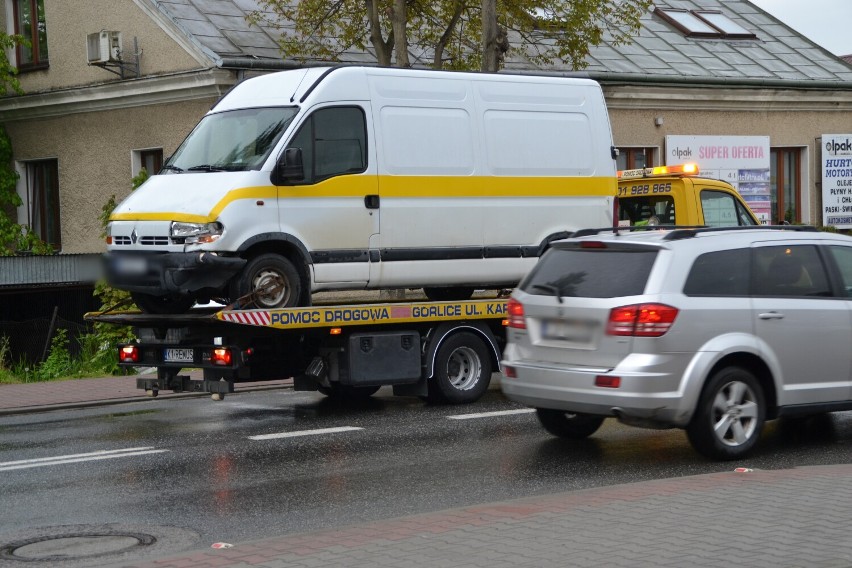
top-left (758, 312), bottom-right (785, 320)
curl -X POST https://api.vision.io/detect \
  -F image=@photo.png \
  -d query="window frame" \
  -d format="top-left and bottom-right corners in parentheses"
top-left (12, 0), bottom-right (49, 71)
top-left (19, 158), bottom-right (61, 250)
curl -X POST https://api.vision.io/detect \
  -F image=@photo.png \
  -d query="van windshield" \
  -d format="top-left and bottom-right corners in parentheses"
top-left (164, 107), bottom-right (298, 173)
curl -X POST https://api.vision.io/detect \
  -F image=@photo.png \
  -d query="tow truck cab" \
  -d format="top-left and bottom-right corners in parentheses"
top-left (617, 164), bottom-right (760, 227)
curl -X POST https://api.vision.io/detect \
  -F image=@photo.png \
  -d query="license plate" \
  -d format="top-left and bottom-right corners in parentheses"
top-left (163, 348), bottom-right (194, 363)
top-left (541, 319), bottom-right (596, 342)
top-left (114, 256), bottom-right (147, 275)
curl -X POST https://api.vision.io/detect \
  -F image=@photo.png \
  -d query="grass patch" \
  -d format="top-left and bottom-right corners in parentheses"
top-left (0, 332), bottom-right (137, 385)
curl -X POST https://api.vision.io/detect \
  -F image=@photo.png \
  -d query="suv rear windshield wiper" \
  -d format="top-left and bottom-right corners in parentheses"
top-left (532, 283), bottom-right (563, 303)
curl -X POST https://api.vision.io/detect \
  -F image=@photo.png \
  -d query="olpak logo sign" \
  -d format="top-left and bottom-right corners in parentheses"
top-left (825, 137), bottom-right (852, 156)
top-left (822, 134), bottom-right (852, 229)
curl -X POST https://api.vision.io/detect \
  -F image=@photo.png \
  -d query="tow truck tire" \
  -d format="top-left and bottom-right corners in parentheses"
top-left (428, 332), bottom-right (492, 404)
top-left (234, 253), bottom-right (302, 309)
top-left (535, 409), bottom-right (604, 439)
top-left (131, 292), bottom-right (196, 314)
top-left (423, 287), bottom-right (475, 302)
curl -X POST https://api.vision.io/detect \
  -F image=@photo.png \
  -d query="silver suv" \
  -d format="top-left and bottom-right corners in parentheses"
top-left (500, 226), bottom-right (852, 460)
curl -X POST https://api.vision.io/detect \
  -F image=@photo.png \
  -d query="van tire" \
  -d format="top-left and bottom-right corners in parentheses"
top-left (686, 366), bottom-right (765, 461)
top-left (428, 332), bottom-right (492, 404)
top-left (234, 253), bottom-right (302, 309)
top-left (423, 287), bottom-right (475, 302)
top-left (535, 409), bottom-right (605, 439)
top-left (131, 292), bottom-right (196, 314)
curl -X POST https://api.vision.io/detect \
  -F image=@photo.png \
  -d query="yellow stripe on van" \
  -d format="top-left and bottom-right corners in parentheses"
top-left (110, 175), bottom-right (615, 223)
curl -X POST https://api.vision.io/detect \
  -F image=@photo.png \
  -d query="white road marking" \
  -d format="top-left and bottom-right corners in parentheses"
top-left (249, 426), bottom-right (364, 440)
top-left (0, 447), bottom-right (169, 472)
top-left (447, 408), bottom-right (536, 420)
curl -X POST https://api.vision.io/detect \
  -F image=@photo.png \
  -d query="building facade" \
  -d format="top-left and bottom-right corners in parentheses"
top-left (0, 0), bottom-right (850, 255)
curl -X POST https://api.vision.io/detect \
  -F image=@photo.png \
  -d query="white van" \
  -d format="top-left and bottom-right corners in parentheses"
top-left (105, 66), bottom-right (617, 313)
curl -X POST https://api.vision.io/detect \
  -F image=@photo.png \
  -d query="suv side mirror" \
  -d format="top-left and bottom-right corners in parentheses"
top-left (272, 148), bottom-right (304, 185)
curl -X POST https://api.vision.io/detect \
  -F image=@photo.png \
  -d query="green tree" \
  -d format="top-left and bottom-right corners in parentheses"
top-left (247, 0), bottom-right (651, 71)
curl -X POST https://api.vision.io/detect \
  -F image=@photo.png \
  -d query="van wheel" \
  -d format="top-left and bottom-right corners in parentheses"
top-left (686, 366), bottom-right (765, 460)
top-left (535, 409), bottom-right (604, 439)
top-left (428, 332), bottom-right (492, 404)
top-left (234, 253), bottom-right (302, 309)
top-left (423, 287), bottom-right (475, 302)
top-left (131, 292), bottom-right (195, 314)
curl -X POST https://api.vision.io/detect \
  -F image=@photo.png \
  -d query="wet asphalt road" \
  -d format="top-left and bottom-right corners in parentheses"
top-left (2, 385), bottom-right (852, 547)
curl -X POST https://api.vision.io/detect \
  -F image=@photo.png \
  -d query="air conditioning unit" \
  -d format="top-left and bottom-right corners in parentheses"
top-left (86, 31), bottom-right (122, 64)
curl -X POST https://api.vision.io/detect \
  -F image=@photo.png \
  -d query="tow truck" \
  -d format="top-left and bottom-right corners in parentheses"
top-left (617, 163), bottom-right (761, 227)
top-left (85, 292), bottom-right (509, 404)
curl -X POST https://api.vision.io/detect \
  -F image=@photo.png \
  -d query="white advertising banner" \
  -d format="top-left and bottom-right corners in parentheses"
top-left (666, 135), bottom-right (771, 224)
top-left (822, 134), bottom-right (852, 229)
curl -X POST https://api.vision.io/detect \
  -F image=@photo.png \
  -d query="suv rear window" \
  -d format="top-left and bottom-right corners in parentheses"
top-left (520, 248), bottom-right (658, 298)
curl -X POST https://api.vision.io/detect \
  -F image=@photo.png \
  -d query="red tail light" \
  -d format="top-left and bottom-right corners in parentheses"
top-left (606, 304), bottom-right (678, 337)
top-left (212, 347), bottom-right (233, 366)
top-left (507, 298), bottom-right (526, 329)
top-left (119, 345), bottom-right (139, 363)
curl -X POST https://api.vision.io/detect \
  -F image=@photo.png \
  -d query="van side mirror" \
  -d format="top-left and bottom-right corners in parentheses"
top-left (272, 148), bottom-right (304, 185)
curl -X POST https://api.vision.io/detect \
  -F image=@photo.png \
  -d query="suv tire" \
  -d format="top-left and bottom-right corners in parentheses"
top-left (687, 366), bottom-right (765, 460)
top-left (536, 409), bottom-right (605, 439)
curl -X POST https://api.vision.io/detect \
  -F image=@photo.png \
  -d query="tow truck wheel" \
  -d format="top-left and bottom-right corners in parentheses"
top-left (131, 292), bottom-right (196, 314)
top-left (234, 253), bottom-right (302, 309)
top-left (428, 332), bottom-right (492, 404)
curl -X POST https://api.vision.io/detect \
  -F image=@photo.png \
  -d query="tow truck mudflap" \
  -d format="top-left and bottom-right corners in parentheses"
top-left (137, 370), bottom-right (235, 399)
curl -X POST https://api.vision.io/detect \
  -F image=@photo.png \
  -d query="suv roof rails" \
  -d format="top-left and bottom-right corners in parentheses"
top-left (664, 225), bottom-right (818, 241)
top-left (572, 225), bottom-right (706, 238)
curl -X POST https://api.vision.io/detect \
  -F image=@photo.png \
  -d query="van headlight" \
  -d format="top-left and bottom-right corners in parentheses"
top-left (171, 221), bottom-right (224, 244)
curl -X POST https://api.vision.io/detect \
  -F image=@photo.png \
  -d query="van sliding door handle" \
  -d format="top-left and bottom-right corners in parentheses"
top-left (364, 195), bottom-right (380, 209)
top-left (758, 312), bottom-right (785, 320)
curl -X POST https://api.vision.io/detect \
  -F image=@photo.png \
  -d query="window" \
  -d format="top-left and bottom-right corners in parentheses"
top-left (769, 148), bottom-right (802, 224)
top-left (655, 8), bottom-right (756, 40)
top-left (619, 195), bottom-right (675, 226)
top-left (13, 0), bottom-right (49, 70)
top-left (827, 246), bottom-right (852, 297)
top-left (616, 147), bottom-right (655, 171)
top-left (521, 248), bottom-right (658, 298)
top-left (700, 190), bottom-right (758, 227)
top-left (286, 107), bottom-right (367, 184)
top-left (684, 249), bottom-right (749, 296)
top-left (132, 148), bottom-right (164, 177)
top-left (751, 245), bottom-right (831, 298)
top-left (21, 159), bottom-right (60, 249)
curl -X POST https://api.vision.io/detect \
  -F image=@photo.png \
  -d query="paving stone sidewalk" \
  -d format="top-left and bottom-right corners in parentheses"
top-left (0, 372), bottom-right (292, 415)
top-left (128, 463), bottom-right (852, 568)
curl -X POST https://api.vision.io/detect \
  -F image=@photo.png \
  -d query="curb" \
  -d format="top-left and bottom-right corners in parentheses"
top-left (0, 383), bottom-right (293, 417)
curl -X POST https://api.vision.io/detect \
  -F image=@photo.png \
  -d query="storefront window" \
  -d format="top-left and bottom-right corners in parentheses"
top-left (769, 148), bottom-right (801, 224)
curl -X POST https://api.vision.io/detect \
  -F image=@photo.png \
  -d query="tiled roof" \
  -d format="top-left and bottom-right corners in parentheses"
top-left (148, 0), bottom-right (852, 83)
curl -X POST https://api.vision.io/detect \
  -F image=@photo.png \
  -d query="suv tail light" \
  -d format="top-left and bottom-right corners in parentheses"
top-left (507, 298), bottom-right (526, 329)
top-left (606, 303), bottom-right (678, 337)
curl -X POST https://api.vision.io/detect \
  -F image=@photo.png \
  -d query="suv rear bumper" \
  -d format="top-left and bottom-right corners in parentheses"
top-left (104, 252), bottom-right (246, 296)
top-left (500, 359), bottom-right (691, 427)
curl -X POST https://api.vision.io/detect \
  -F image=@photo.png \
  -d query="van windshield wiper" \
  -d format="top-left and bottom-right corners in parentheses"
top-left (186, 164), bottom-right (226, 172)
top-left (161, 164), bottom-right (183, 173)
top-left (532, 284), bottom-right (563, 303)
